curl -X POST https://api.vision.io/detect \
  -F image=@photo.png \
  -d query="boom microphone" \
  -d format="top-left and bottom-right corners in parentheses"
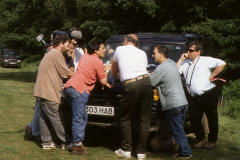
top-left (71, 31), bottom-right (82, 40)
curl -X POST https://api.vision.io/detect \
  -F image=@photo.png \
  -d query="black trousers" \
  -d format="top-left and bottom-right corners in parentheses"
top-left (119, 76), bottom-right (153, 153)
top-left (189, 88), bottom-right (219, 142)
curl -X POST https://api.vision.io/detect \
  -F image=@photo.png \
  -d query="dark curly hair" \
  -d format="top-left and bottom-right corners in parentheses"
top-left (87, 40), bottom-right (104, 55)
top-left (155, 45), bottom-right (169, 58)
top-left (53, 35), bottom-right (71, 48)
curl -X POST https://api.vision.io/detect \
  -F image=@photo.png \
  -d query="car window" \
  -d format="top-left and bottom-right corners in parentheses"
top-left (101, 42), bottom-right (183, 65)
top-left (3, 51), bottom-right (19, 57)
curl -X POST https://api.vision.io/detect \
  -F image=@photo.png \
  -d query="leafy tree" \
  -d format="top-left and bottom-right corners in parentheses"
top-left (0, 0), bottom-right (240, 80)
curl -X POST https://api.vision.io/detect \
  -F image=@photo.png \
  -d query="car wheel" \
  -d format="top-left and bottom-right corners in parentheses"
top-left (148, 115), bottom-right (176, 152)
top-left (1, 62), bottom-right (4, 68)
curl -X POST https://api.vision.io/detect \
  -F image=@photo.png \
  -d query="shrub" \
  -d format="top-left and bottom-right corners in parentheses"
top-left (219, 80), bottom-right (240, 118)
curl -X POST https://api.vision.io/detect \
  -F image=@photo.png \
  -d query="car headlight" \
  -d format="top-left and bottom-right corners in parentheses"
top-left (153, 88), bottom-right (160, 101)
top-left (4, 60), bottom-right (8, 62)
top-left (17, 60), bottom-right (21, 62)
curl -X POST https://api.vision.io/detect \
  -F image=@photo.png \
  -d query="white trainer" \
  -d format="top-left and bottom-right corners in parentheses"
top-left (42, 142), bottom-right (59, 149)
top-left (114, 148), bottom-right (131, 158)
top-left (137, 153), bottom-right (146, 160)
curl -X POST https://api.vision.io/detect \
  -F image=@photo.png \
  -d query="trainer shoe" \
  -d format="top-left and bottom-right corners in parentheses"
top-left (42, 142), bottom-right (60, 149)
top-left (72, 144), bottom-right (91, 156)
top-left (114, 148), bottom-right (131, 158)
top-left (204, 142), bottom-right (216, 149)
top-left (137, 153), bottom-right (146, 160)
top-left (193, 139), bottom-right (207, 149)
top-left (62, 143), bottom-right (73, 150)
top-left (172, 153), bottom-right (192, 158)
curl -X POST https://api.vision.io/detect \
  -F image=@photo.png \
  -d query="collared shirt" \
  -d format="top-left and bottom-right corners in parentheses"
top-left (113, 45), bottom-right (148, 81)
top-left (179, 56), bottom-right (226, 97)
top-left (150, 59), bottom-right (188, 111)
top-left (64, 54), bottom-right (106, 95)
top-left (34, 49), bottom-right (71, 104)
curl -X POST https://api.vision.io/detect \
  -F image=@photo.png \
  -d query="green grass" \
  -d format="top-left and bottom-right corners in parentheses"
top-left (0, 62), bottom-right (240, 160)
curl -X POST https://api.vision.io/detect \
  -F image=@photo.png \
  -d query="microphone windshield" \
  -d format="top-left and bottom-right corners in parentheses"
top-left (71, 31), bottom-right (82, 40)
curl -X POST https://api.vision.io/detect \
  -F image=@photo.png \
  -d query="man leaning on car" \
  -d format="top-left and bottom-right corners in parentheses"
top-left (63, 40), bottom-right (112, 156)
top-left (112, 34), bottom-right (152, 160)
top-left (33, 35), bottom-right (74, 149)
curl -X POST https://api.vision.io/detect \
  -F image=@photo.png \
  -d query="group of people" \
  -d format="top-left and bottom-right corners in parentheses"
top-left (25, 32), bottom-right (226, 159)
top-left (112, 34), bottom-right (226, 159)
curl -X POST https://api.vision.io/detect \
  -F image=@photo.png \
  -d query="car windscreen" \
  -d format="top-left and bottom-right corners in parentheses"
top-left (101, 42), bottom-right (183, 65)
top-left (3, 51), bottom-right (19, 57)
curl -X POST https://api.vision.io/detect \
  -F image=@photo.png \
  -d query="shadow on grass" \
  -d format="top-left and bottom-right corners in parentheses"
top-left (83, 127), bottom-right (240, 159)
top-left (0, 71), bottom-right (37, 83)
top-left (22, 125), bottom-right (240, 159)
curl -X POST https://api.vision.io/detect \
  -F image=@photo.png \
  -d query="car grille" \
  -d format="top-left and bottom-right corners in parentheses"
top-left (87, 84), bottom-right (123, 106)
top-left (8, 59), bottom-right (17, 64)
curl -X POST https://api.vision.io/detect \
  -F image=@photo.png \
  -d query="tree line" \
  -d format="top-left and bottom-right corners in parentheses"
top-left (0, 0), bottom-right (239, 80)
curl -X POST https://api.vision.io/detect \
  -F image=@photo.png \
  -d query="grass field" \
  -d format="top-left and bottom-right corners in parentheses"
top-left (0, 62), bottom-right (240, 160)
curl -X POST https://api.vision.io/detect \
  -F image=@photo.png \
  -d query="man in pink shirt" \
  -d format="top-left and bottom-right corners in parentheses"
top-left (64, 40), bottom-right (112, 156)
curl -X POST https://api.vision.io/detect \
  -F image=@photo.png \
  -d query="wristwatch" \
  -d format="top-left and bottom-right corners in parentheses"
top-left (105, 70), bottom-right (109, 73)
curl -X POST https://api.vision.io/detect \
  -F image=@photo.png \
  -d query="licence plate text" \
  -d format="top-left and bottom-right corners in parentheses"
top-left (86, 106), bottom-right (114, 116)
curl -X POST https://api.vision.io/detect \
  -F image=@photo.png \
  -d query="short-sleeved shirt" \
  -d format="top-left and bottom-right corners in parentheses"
top-left (64, 54), bottom-right (106, 95)
top-left (150, 59), bottom-right (188, 111)
top-left (113, 45), bottom-right (148, 81)
top-left (179, 56), bottom-right (226, 97)
top-left (34, 49), bottom-right (71, 104)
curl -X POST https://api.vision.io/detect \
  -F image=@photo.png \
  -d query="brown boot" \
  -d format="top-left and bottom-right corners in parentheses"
top-left (72, 144), bottom-right (91, 156)
top-left (193, 139), bottom-right (207, 149)
top-left (204, 142), bottom-right (216, 149)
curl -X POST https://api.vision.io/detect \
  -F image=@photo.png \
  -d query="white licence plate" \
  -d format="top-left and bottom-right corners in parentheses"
top-left (86, 106), bottom-right (114, 116)
top-left (10, 62), bottom-right (16, 64)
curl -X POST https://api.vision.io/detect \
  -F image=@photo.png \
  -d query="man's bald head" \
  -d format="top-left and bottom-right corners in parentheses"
top-left (124, 34), bottom-right (139, 47)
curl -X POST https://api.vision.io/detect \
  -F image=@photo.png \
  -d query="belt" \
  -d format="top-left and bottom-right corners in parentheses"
top-left (123, 74), bottom-right (149, 85)
top-left (191, 87), bottom-right (216, 99)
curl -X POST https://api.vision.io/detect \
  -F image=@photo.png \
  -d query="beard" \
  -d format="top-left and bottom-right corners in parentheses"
top-left (61, 46), bottom-right (70, 57)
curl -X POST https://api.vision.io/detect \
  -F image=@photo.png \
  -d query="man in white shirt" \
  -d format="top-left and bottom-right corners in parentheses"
top-left (70, 28), bottom-right (84, 71)
top-left (112, 34), bottom-right (152, 160)
top-left (73, 47), bottom-right (84, 71)
top-left (176, 40), bottom-right (226, 149)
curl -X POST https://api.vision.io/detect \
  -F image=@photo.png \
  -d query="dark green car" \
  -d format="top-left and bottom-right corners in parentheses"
top-left (0, 48), bottom-right (21, 68)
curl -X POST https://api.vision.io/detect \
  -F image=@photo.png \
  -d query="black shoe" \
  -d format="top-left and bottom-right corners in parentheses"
top-left (24, 125), bottom-right (33, 139)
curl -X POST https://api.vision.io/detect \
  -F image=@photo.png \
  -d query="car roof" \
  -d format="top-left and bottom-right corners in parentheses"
top-left (107, 32), bottom-right (214, 47)
top-left (108, 33), bottom-right (188, 44)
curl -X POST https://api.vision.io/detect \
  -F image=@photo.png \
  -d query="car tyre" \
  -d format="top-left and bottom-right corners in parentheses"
top-left (148, 115), bottom-right (176, 152)
top-left (1, 62), bottom-right (4, 68)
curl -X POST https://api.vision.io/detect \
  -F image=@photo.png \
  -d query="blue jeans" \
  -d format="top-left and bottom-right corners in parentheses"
top-left (64, 87), bottom-right (89, 144)
top-left (166, 105), bottom-right (192, 156)
top-left (28, 98), bottom-right (41, 136)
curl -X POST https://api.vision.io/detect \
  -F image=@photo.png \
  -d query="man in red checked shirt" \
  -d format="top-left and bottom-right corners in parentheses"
top-left (63, 40), bottom-right (112, 156)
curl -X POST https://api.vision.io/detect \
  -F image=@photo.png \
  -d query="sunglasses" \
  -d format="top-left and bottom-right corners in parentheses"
top-left (188, 49), bottom-right (198, 53)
